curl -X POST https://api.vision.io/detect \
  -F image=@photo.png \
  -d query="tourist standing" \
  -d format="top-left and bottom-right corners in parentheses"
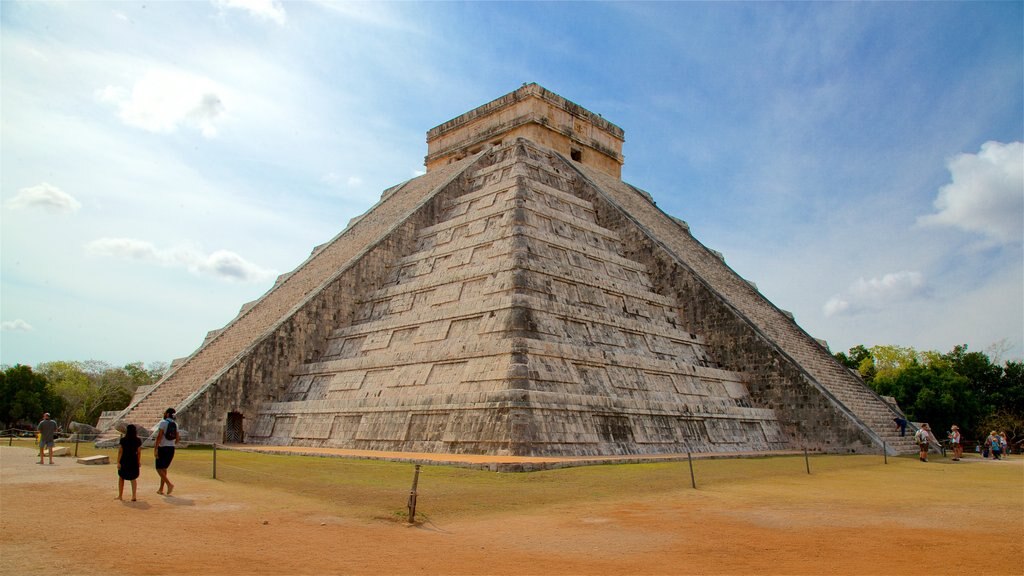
top-left (155, 408), bottom-right (179, 495)
top-left (949, 425), bottom-right (962, 461)
top-left (914, 424), bottom-right (933, 462)
top-left (37, 413), bottom-right (58, 465)
top-left (117, 424), bottom-right (143, 501)
top-left (999, 432), bottom-right (1008, 457)
top-left (986, 431), bottom-right (1001, 460)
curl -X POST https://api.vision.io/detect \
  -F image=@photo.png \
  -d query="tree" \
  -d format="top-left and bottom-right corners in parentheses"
top-left (1000, 361), bottom-right (1024, 416)
top-left (979, 411), bottom-right (1024, 453)
top-left (37, 361), bottom-right (93, 430)
top-left (869, 345), bottom-right (922, 380)
top-left (0, 365), bottom-right (63, 429)
top-left (943, 345), bottom-right (1003, 402)
top-left (834, 345), bottom-right (872, 369)
top-left (35, 360), bottom-right (167, 429)
top-left (869, 360), bottom-right (983, 437)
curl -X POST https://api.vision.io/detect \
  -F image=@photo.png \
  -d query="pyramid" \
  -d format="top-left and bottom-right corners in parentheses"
top-left (105, 84), bottom-right (915, 456)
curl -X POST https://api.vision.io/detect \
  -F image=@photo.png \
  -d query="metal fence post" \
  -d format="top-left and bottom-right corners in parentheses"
top-left (212, 443), bottom-right (217, 479)
top-left (804, 447), bottom-right (810, 474)
top-left (687, 452), bottom-right (696, 489)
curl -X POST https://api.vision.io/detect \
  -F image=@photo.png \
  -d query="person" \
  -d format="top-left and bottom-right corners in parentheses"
top-left (914, 424), bottom-right (933, 462)
top-left (155, 408), bottom-right (179, 495)
top-left (117, 424), bottom-right (142, 501)
top-left (986, 431), bottom-right (1001, 460)
top-left (893, 416), bottom-right (908, 437)
top-left (948, 425), bottom-right (962, 461)
top-left (999, 432), bottom-right (1008, 458)
top-left (37, 413), bottom-right (58, 465)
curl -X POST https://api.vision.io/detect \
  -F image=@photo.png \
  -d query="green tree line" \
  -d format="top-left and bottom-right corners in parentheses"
top-left (0, 361), bottom-right (167, 431)
top-left (834, 344), bottom-right (1024, 448)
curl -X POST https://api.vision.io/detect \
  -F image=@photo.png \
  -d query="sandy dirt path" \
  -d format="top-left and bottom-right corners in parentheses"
top-left (2, 446), bottom-right (1021, 575)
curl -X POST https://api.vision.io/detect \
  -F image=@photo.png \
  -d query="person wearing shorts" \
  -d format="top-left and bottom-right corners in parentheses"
top-left (949, 425), bottom-right (962, 461)
top-left (155, 408), bottom-right (178, 495)
top-left (37, 413), bottom-right (58, 465)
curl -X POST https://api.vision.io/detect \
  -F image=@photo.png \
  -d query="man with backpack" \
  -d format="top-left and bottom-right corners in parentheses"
top-left (155, 408), bottom-right (179, 495)
top-left (914, 424), bottom-right (934, 462)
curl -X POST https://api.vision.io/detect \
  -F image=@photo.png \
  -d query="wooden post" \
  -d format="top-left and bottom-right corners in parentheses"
top-left (687, 452), bottom-right (696, 489)
top-left (804, 447), bottom-right (810, 474)
top-left (74, 434), bottom-right (80, 457)
top-left (883, 441), bottom-right (888, 465)
top-left (212, 443), bottom-right (218, 479)
top-left (407, 464), bottom-right (421, 523)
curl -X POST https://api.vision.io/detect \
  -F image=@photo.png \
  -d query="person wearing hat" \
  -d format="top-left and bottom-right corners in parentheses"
top-left (154, 408), bottom-right (179, 495)
top-left (985, 430), bottom-right (1001, 460)
top-left (36, 412), bottom-right (58, 465)
top-left (948, 425), bottom-right (962, 461)
top-left (914, 423), bottom-right (934, 462)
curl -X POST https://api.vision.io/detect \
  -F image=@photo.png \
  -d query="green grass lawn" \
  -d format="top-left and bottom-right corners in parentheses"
top-left (11, 437), bottom-right (1014, 523)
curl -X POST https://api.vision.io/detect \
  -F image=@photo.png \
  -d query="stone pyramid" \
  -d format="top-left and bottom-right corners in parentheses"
top-left (105, 84), bottom-right (915, 456)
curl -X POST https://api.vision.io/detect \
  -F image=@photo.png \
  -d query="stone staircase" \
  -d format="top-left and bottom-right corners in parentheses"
top-left (576, 163), bottom-right (919, 455)
top-left (99, 155), bottom-right (482, 444)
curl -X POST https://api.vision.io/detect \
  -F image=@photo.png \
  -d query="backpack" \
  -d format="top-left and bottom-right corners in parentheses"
top-left (164, 419), bottom-right (178, 441)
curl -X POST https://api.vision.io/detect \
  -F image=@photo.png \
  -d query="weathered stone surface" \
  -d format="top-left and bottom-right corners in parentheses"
top-left (426, 83), bottom-right (624, 178)
top-left (100, 85), bottom-right (915, 457)
top-left (77, 455), bottom-right (109, 465)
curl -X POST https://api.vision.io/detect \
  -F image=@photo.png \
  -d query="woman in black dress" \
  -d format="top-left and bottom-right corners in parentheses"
top-left (117, 424), bottom-right (142, 501)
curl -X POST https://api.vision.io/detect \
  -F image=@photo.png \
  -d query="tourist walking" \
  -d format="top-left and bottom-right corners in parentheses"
top-left (914, 424), bottom-right (933, 462)
top-left (155, 408), bottom-right (179, 495)
top-left (949, 425), bottom-right (962, 461)
top-left (37, 413), bottom-right (58, 465)
top-left (117, 424), bottom-right (143, 501)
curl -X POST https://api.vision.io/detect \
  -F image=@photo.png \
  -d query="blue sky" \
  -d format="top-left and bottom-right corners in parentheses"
top-left (2, 1), bottom-right (1022, 368)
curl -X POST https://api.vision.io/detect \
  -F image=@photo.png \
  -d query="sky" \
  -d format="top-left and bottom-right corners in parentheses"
top-left (2, 1), bottom-right (1022, 369)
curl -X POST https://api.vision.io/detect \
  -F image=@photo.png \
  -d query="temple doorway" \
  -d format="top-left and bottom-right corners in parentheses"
top-left (224, 411), bottom-right (245, 443)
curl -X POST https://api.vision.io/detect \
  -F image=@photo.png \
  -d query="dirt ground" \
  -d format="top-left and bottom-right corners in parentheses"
top-left (2, 445), bottom-right (1021, 576)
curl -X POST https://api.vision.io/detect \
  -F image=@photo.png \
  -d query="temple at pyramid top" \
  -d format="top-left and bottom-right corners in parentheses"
top-left (425, 83), bottom-right (625, 178)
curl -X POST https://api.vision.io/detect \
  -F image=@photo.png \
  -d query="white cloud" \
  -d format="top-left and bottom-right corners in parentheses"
top-left (214, 0), bottom-right (287, 26)
top-left (918, 141), bottom-right (1024, 245)
top-left (6, 183), bottom-right (82, 214)
top-left (1, 319), bottom-right (34, 332)
top-left (320, 173), bottom-right (365, 188)
top-left (86, 238), bottom-right (275, 282)
top-left (823, 270), bottom-right (926, 317)
top-left (96, 69), bottom-right (227, 138)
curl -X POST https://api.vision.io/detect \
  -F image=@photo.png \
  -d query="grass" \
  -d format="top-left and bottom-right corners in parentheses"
top-left (11, 437), bottom-right (1019, 522)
